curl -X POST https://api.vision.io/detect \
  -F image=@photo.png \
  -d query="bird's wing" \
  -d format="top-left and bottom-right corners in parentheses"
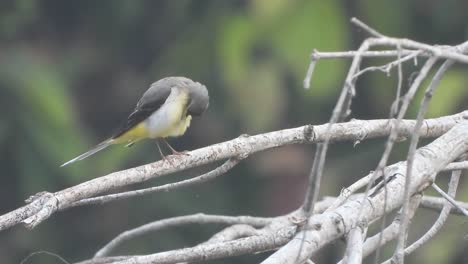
top-left (112, 83), bottom-right (172, 139)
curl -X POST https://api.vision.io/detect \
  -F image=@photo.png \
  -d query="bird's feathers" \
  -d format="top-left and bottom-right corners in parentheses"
top-left (60, 139), bottom-right (114, 167)
top-left (61, 76), bottom-right (209, 167)
top-left (112, 82), bottom-right (171, 139)
top-left (112, 76), bottom-right (207, 138)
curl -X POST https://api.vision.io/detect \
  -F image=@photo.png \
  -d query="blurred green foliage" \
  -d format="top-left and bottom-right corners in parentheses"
top-left (219, 0), bottom-right (347, 131)
top-left (0, 1), bottom-right (467, 263)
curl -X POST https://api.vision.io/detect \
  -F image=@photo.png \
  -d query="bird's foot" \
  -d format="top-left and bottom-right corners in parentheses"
top-left (170, 149), bottom-right (190, 156)
top-left (161, 152), bottom-right (188, 166)
top-left (161, 154), bottom-right (176, 165)
top-left (163, 139), bottom-right (190, 156)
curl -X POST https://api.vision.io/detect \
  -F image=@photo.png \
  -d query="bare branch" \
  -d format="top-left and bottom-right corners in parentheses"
top-left (382, 170), bottom-right (462, 264)
top-left (95, 213), bottom-right (270, 258)
top-left (326, 157), bottom-right (467, 213)
top-left (336, 194), bottom-right (422, 264)
top-left (71, 157), bottom-right (244, 208)
top-left (262, 121), bottom-right (468, 264)
top-left (351, 17), bottom-right (385, 38)
top-left (20, 250), bottom-right (71, 264)
top-left (393, 58), bottom-right (455, 264)
top-left (308, 18), bottom-right (445, 263)
top-left (1, 113), bottom-right (464, 232)
top-left (351, 51), bottom-right (421, 80)
top-left (94, 197), bottom-right (337, 261)
top-left (310, 50), bottom-right (429, 59)
top-left (326, 175), bottom-right (371, 211)
top-left (391, 44), bottom-right (403, 118)
top-left (405, 170), bottom-right (461, 254)
top-left (203, 224), bottom-right (260, 244)
top-left (303, 50), bottom-right (318, 89)
top-left (442, 161), bottom-right (468, 171)
top-left (78, 217), bottom-right (297, 264)
top-left (432, 183), bottom-right (468, 216)
top-left (357, 55), bottom-right (436, 264)
top-left (420, 196), bottom-right (468, 215)
top-left (76, 198), bottom-right (356, 264)
top-left (360, 38), bottom-right (468, 64)
top-left (302, 21), bottom-right (377, 215)
top-left (6, 19), bottom-right (468, 264)
top-left (342, 222), bottom-right (367, 264)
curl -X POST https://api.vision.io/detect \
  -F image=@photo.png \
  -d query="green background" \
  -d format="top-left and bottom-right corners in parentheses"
top-left (0, 0), bottom-right (467, 263)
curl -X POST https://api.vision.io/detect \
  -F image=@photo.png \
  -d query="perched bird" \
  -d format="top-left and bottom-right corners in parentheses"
top-left (61, 76), bottom-right (209, 167)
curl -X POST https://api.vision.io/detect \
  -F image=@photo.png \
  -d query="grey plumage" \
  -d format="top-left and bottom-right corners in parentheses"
top-left (61, 76), bottom-right (209, 167)
top-left (113, 76), bottom-right (209, 138)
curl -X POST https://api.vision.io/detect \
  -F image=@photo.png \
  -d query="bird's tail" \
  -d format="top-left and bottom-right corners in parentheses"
top-left (60, 139), bottom-right (114, 167)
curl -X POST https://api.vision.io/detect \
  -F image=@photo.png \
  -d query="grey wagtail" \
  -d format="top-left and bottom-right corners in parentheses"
top-left (61, 76), bottom-right (209, 167)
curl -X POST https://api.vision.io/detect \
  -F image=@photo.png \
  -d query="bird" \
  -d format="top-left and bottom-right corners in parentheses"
top-left (61, 76), bottom-right (209, 167)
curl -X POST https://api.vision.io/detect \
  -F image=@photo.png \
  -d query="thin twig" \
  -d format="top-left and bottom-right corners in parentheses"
top-left (351, 17), bottom-right (385, 38)
top-left (310, 50), bottom-right (427, 59)
top-left (368, 56), bottom-right (438, 190)
top-left (405, 170), bottom-right (461, 254)
top-left (300, 50), bottom-right (366, 259)
top-left (363, 38), bottom-right (468, 64)
top-left (79, 218), bottom-right (297, 264)
top-left (302, 23), bottom-right (415, 215)
top-left (94, 213), bottom-right (271, 257)
top-left (420, 196), bottom-right (468, 215)
top-left (303, 20), bottom-right (379, 216)
top-left (432, 183), bottom-right (468, 216)
top-left (393, 44), bottom-right (404, 117)
top-left (304, 36), bottom-right (468, 89)
top-left (71, 157), bottom-right (244, 207)
top-left (374, 44), bottom-right (407, 264)
top-left (393, 58), bottom-right (453, 264)
top-left (356, 41), bottom-right (437, 219)
top-left (175, 225), bottom-right (262, 264)
top-left (295, 17), bottom-right (468, 264)
top-left (302, 17), bottom-right (455, 264)
top-left (382, 171), bottom-right (462, 264)
top-left (363, 53), bottom-right (437, 264)
top-left (326, 159), bottom-right (467, 211)
top-left (352, 51), bottom-right (421, 80)
top-left (20, 250), bottom-right (70, 264)
top-left (303, 49), bottom-right (318, 89)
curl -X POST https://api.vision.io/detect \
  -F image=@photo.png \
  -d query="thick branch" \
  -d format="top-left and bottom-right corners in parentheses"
top-left (78, 217), bottom-right (297, 264)
top-left (342, 223), bottom-right (367, 264)
top-left (1, 112), bottom-right (465, 231)
top-left (261, 121), bottom-right (468, 264)
top-left (77, 199), bottom-right (334, 264)
top-left (336, 194), bottom-right (422, 264)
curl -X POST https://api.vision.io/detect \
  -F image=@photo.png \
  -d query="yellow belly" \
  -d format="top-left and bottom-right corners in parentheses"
top-left (114, 89), bottom-right (191, 144)
top-left (170, 115), bottom-right (192, 137)
top-left (113, 122), bottom-right (149, 144)
top-left (145, 89), bottom-right (191, 138)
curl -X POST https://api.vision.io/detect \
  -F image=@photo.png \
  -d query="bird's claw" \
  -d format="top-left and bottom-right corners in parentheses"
top-left (171, 150), bottom-right (190, 156)
top-left (161, 150), bottom-right (190, 165)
